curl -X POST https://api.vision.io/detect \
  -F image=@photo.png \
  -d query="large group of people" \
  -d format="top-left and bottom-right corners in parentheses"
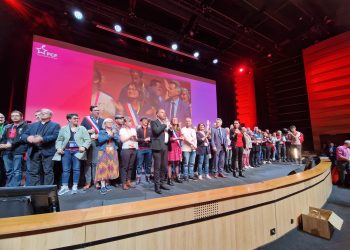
top-left (0, 107), bottom-right (305, 195)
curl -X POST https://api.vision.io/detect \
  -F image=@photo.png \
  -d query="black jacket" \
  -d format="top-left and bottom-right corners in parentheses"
top-left (150, 119), bottom-right (168, 151)
top-left (1, 122), bottom-right (29, 155)
top-left (137, 126), bottom-right (152, 148)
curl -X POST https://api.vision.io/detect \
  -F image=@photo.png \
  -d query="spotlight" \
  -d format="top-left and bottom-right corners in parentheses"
top-left (267, 53), bottom-right (272, 58)
top-left (146, 35), bottom-right (152, 42)
top-left (193, 51), bottom-right (200, 58)
top-left (212, 58), bottom-right (218, 64)
top-left (73, 10), bottom-right (83, 20)
top-left (171, 43), bottom-right (178, 50)
top-left (114, 24), bottom-right (122, 33)
top-left (239, 68), bottom-right (244, 72)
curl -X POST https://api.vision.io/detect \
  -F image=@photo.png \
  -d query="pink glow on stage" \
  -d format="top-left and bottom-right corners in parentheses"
top-left (25, 36), bottom-right (217, 126)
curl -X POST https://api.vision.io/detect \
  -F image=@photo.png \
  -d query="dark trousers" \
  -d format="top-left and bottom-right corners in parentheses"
top-left (120, 148), bottom-right (137, 184)
top-left (251, 144), bottom-right (260, 166)
top-left (29, 150), bottom-right (54, 186)
top-left (152, 148), bottom-right (168, 189)
top-left (337, 160), bottom-right (350, 185)
top-left (262, 145), bottom-right (271, 161)
top-left (232, 146), bottom-right (243, 172)
top-left (278, 144), bottom-right (286, 161)
top-left (84, 140), bottom-right (98, 184)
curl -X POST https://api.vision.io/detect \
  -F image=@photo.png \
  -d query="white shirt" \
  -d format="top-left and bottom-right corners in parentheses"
top-left (119, 127), bottom-right (138, 149)
top-left (181, 126), bottom-right (197, 152)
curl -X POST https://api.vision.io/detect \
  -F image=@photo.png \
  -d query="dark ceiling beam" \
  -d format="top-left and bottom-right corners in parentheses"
top-left (288, 0), bottom-right (330, 34)
top-left (128, 0), bottom-right (137, 18)
top-left (208, 7), bottom-right (285, 58)
top-left (156, 0), bottom-right (267, 55)
top-left (207, 6), bottom-right (275, 44)
top-left (242, 0), bottom-right (292, 32)
top-left (252, 0), bottom-right (290, 30)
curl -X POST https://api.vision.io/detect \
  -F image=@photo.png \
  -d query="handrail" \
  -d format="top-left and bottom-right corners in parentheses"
top-left (0, 159), bottom-right (331, 236)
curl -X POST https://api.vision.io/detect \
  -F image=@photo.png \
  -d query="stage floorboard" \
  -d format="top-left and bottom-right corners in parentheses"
top-left (59, 163), bottom-right (302, 212)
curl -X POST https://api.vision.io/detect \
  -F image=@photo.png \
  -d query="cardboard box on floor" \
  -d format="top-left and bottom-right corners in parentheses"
top-left (301, 207), bottom-right (343, 239)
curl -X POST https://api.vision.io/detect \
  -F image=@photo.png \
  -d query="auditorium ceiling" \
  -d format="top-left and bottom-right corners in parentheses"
top-left (2, 0), bottom-right (349, 69)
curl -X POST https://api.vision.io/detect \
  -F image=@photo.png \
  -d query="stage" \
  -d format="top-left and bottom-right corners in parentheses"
top-left (59, 163), bottom-right (302, 211)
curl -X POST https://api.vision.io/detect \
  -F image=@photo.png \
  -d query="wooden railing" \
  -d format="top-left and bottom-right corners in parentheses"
top-left (0, 159), bottom-right (332, 250)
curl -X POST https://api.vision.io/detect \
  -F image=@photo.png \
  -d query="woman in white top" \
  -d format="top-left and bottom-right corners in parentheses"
top-left (119, 117), bottom-right (138, 190)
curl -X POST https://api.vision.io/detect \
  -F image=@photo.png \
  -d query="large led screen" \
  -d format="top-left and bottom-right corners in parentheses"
top-left (25, 36), bottom-right (217, 127)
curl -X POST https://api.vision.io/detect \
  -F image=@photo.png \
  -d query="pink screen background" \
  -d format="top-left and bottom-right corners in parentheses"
top-left (25, 36), bottom-right (217, 126)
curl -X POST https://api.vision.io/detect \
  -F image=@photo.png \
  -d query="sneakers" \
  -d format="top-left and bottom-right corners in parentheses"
top-left (105, 185), bottom-right (112, 191)
top-left (198, 175), bottom-right (203, 180)
top-left (205, 174), bottom-right (212, 179)
top-left (71, 186), bottom-right (78, 195)
top-left (58, 186), bottom-right (70, 196)
top-left (100, 187), bottom-right (108, 195)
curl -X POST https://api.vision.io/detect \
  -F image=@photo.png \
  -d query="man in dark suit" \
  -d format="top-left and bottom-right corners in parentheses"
top-left (22, 108), bottom-right (60, 186)
top-left (210, 118), bottom-right (228, 178)
top-left (81, 105), bottom-right (104, 189)
top-left (150, 109), bottom-right (171, 194)
top-left (163, 80), bottom-right (191, 124)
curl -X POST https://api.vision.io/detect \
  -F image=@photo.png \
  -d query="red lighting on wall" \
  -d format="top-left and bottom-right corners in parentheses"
top-left (234, 66), bottom-right (257, 128)
top-left (303, 31), bottom-right (350, 151)
top-left (4, 0), bottom-right (29, 17)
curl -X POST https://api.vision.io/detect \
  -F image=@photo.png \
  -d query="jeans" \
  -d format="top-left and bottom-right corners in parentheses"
top-left (225, 149), bottom-right (232, 166)
top-left (182, 151), bottom-right (196, 178)
top-left (61, 150), bottom-right (81, 185)
top-left (136, 149), bottom-right (152, 177)
top-left (3, 154), bottom-right (23, 187)
top-left (197, 154), bottom-right (209, 176)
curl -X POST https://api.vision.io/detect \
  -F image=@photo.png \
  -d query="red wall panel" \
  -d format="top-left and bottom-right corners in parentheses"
top-left (234, 70), bottom-right (257, 128)
top-left (303, 31), bottom-right (350, 150)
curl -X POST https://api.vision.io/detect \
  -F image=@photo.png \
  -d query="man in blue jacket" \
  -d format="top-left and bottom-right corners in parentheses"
top-left (22, 108), bottom-right (60, 186)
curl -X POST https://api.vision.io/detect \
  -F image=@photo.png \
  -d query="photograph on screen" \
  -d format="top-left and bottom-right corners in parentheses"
top-left (92, 61), bottom-right (191, 127)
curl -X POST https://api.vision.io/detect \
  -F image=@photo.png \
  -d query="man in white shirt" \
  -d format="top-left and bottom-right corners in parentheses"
top-left (181, 117), bottom-right (197, 181)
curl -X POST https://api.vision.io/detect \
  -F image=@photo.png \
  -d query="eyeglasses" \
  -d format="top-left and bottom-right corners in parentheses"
top-left (72, 117), bottom-right (79, 120)
top-left (92, 109), bottom-right (100, 112)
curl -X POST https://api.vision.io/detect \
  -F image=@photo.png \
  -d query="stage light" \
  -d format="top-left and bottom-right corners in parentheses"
top-left (212, 58), bottom-right (218, 64)
top-left (114, 24), bottom-right (122, 33)
top-left (239, 67), bottom-right (244, 72)
top-left (267, 53), bottom-right (272, 58)
top-left (171, 43), bottom-right (178, 50)
top-left (193, 51), bottom-right (200, 58)
top-left (73, 10), bottom-right (83, 20)
top-left (146, 35), bottom-right (152, 42)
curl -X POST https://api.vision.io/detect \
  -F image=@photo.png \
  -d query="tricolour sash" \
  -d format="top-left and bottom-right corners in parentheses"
top-left (125, 103), bottom-right (139, 128)
top-left (85, 116), bottom-right (100, 134)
